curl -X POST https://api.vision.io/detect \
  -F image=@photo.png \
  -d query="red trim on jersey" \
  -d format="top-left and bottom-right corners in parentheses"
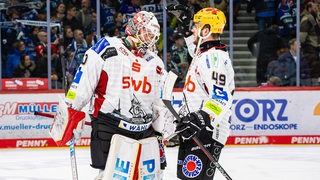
top-left (93, 71), bottom-right (108, 117)
top-left (133, 143), bottom-right (142, 179)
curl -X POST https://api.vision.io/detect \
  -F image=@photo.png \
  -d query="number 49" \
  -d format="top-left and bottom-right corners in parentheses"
top-left (212, 71), bottom-right (226, 85)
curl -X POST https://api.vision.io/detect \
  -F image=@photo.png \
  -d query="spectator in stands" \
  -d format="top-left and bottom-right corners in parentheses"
top-left (259, 76), bottom-right (282, 87)
top-left (63, 25), bottom-right (74, 50)
top-left (29, 26), bottom-right (40, 48)
top-left (61, 4), bottom-right (82, 31)
top-left (76, 0), bottom-right (95, 36)
top-left (165, 50), bottom-right (184, 88)
top-left (35, 44), bottom-right (63, 89)
top-left (247, 0), bottom-right (276, 31)
top-left (277, 0), bottom-right (296, 44)
top-left (5, 40), bottom-right (36, 78)
top-left (34, 30), bottom-right (60, 58)
top-left (266, 38), bottom-right (311, 86)
top-left (65, 51), bottom-right (75, 90)
top-left (171, 33), bottom-right (190, 87)
top-left (120, 0), bottom-right (142, 23)
top-left (51, 2), bottom-right (66, 22)
top-left (95, 0), bottom-right (119, 35)
top-left (35, 30), bottom-right (47, 47)
top-left (108, 26), bottom-right (121, 37)
top-left (114, 11), bottom-right (126, 36)
top-left (300, 1), bottom-right (320, 84)
top-left (64, 29), bottom-right (89, 89)
top-left (13, 54), bottom-right (37, 78)
top-left (248, 24), bottom-right (283, 85)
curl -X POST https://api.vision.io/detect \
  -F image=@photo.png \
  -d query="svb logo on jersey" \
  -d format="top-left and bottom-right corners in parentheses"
top-left (182, 155), bottom-right (203, 178)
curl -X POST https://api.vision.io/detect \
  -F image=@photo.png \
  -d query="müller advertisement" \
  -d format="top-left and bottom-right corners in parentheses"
top-left (0, 88), bottom-right (320, 148)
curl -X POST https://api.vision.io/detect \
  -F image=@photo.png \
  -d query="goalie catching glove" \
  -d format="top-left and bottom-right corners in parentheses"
top-left (175, 110), bottom-right (212, 140)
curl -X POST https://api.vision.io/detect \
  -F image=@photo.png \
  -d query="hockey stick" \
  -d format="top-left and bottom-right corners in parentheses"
top-left (162, 70), bottom-right (232, 180)
top-left (34, 111), bottom-right (81, 180)
top-left (34, 111), bottom-right (91, 125)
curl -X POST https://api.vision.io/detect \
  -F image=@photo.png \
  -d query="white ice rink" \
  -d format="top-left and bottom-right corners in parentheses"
top-left (1, 145), bottom-right (320, 180)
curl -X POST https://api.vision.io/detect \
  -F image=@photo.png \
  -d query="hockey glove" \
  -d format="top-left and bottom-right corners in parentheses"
top-left (175, 110), bottom-right (212, 140)
top-left (50, 107), bottom-right (86, 146)
top-left (167, 4), bottom-right (192, 37)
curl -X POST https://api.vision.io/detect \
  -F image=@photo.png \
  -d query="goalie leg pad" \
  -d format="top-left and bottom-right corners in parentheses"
top-left (177, 130), bottom-right (224, 180)
top-left (139, 137), bottom-right (163, 180)
top-left (102, 134), bottom-right (142, 180)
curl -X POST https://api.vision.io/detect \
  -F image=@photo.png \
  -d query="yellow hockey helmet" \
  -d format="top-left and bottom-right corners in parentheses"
top-left (193, 8), bottom-right (226, 34)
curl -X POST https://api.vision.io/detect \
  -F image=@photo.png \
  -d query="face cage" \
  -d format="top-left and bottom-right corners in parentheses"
top-left (135, 27), bottom-right (160, 50)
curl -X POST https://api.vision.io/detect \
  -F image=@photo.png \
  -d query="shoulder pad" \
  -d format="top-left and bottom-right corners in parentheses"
top-left (91, 38), bottom-right (110, 54)
top-left (101, 47), bottom-right (118, 60)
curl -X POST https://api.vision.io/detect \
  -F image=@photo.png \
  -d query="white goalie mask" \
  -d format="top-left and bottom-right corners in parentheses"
top-left (125, 11), bottom-right (160, 51)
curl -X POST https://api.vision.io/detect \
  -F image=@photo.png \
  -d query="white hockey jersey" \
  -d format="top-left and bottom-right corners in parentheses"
top-left (65, 37), bottom-right (174, 135)
top-left (182, 36), bottom-right (235, 144)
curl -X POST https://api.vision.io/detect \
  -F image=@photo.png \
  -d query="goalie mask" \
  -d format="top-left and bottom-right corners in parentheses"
top-left (125, 11), bottom-right (160, 52)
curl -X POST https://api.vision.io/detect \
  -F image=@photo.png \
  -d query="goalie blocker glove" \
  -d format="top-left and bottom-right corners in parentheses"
top-left (167, 4), bottom-right (192, 37)
top-left (175, 110), bottom-right (212, 140)
top-left (55, 107), bottom-right (85, 146)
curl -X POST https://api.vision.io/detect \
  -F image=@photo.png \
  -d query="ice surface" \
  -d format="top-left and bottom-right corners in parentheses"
top-left (0, 145), bottom-right (319, 180)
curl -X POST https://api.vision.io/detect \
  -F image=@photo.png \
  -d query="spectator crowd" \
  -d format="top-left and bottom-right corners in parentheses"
top-left (0, 0), bottom-right (319, 90)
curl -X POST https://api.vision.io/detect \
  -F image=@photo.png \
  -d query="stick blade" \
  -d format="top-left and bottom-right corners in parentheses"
top-left (163, 70), bottom-right (179, 101)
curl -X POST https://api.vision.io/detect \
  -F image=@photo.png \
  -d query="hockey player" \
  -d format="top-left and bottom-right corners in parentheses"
top-left (168, 6), bottom-right (235, 179)
top-left (50, 11), bottom-right (175, 179)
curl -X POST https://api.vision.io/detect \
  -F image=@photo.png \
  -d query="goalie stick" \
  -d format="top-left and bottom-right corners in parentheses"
top-left (34, 112), bottom-right (91, 125)
top-left (162, 70), bottom-right (233, 180)
top-left (34, 111), bottom-right (80, 180)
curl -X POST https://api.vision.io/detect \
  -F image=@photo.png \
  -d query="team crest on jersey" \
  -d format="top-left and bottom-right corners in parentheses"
top-left (212, 85), bottom-right (228, 101)
top-left (182, 154), bottom-right (202, 178)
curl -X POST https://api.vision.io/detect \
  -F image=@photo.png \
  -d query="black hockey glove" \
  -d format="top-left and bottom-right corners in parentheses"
top-left (167, 4), bottom-right (193, 37)
top-left (175, 110), bottom-right (212, 140)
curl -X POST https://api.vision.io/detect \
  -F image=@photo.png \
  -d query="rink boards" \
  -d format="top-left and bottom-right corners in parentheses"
top-left (0, 87), bottom-right (320, 148)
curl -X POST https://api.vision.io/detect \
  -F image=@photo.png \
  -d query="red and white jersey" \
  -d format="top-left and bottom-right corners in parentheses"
top-left (65, 37), bottom-right (171, 131)
top-left (182, 36), bottom-right (235, 122)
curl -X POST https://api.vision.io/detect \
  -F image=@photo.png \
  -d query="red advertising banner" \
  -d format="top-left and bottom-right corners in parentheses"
top-left (1, 78), bottom-right (48, 90)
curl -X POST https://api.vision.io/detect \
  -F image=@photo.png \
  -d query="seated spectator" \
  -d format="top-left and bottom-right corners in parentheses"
top-left (260, 76), bottom-right (282, 87)
top-left (266, 38), bottom-right (311, 86)
top-left (13, 54), bottom-right (37, 78)
top-left (5, 40), bottom-right (36, 78)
